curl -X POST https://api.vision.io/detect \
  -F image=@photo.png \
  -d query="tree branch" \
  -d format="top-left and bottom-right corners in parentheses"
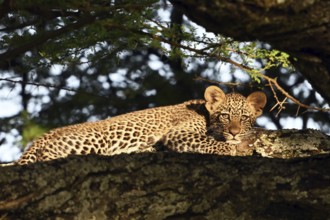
top-left (135, 29), bottom-right (329, 113)
top-left (170, 0), bottom-right (330, 103)
top-left (0, 14), bottom-right (96, 69)
top-left (1, 149), bottom-right (330, 219)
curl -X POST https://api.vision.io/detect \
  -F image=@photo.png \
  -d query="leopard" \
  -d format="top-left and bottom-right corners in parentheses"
top-left (15, 86), bottom-right (267, 165)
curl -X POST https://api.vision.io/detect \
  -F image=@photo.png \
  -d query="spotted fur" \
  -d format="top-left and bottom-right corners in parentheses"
top-left (17, 86), bottom-right (266, 165)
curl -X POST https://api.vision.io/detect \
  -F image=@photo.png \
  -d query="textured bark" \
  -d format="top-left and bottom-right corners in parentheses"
top-left (254, 129), bottom-right (330, 158)
top-left (0, 129), bottom-right (329, 219)
top-left (170, 0), bottom-right (330, 102)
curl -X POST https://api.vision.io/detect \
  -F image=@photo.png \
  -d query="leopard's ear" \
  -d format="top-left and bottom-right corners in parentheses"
top-left (247, 91), bottom-right (267, 117)
top-left (204, 86), bottom-right (226, 114)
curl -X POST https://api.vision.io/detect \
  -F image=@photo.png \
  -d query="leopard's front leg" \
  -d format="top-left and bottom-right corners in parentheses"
top-left (157, 129), bottom-right (238, 156)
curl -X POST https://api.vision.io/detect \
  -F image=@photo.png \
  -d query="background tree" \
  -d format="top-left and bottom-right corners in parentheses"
top-left (0, 1), bottom-right (329, 160)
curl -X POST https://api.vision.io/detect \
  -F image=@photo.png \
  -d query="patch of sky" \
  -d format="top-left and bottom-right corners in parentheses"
top-left (280, 117), bottom-right (303, 129)
top-left (292, 80), bottom-right (311, 97)
top-left (315, 92), bottom-right (329, 108)
top-left (285, 73), bottom-right (297, 86)
top-left (307, 118), bottom-right (321, 131)
top-left (82, 105), bottom-right (95, 117)
top-left (66, 75), bottom-right (80, 89)
top-left (148, 54), bottom-right (164, 70)
top-left (0, 73), bottom-right (22, 118)
top-left (109, 69), bottom-right (127, 88)
top-left (257, 116), bottom-right (277, 130)
top-left (144, 89), bottom-right (157, 96)
top-left (50, 64), bottom-right (66, 76)
top-left (79, 57), bottom-right (91, 72)
top-left (0, 130), bottom-right (21, 162)
top-left (157, 7), bottom-right (171, 23)
top-left (214, 62), bottom-right (233, 82)
top-left (97, 75), bottom-right (110, 90)
top-left (233, 70), bottom-right (250, 82)
top-left (158, 64), bottom-right (174, 79)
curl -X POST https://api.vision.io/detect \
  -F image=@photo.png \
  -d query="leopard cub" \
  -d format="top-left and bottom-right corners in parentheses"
top-left (16, 86), bottom-right (266, 165)
top-left (160, 86), bottom-right (267, 154)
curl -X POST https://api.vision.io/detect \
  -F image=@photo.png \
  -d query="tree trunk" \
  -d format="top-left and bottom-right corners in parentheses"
top-left (0, 129), bottom-right (329, 219)
top-left (170, 0), bottom-right (330, 102)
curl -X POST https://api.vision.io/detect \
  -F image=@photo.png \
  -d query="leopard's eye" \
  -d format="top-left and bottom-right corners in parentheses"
top-left (241, 115), bottom-right (249, 121)
top-left (220, 114), bottom-right (230, 120)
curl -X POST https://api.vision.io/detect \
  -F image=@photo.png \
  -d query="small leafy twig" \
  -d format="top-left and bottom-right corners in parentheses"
top-left (262, 74), bottom-right (329, 112)
top-left (268, 80), bottom-right (287, 116)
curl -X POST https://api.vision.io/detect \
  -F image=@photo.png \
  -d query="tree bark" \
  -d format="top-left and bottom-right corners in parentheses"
top-left (170, 0), bottom-right (330, 102)
top-left (0, 129), bottom-right (329, 219)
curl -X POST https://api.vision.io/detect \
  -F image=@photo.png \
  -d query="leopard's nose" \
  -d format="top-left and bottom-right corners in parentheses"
top-left (229, 122), bottom-right (241, 136)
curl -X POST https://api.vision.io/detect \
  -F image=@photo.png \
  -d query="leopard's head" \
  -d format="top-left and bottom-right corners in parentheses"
top-left (204, 86), bottom-right (267, 143)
